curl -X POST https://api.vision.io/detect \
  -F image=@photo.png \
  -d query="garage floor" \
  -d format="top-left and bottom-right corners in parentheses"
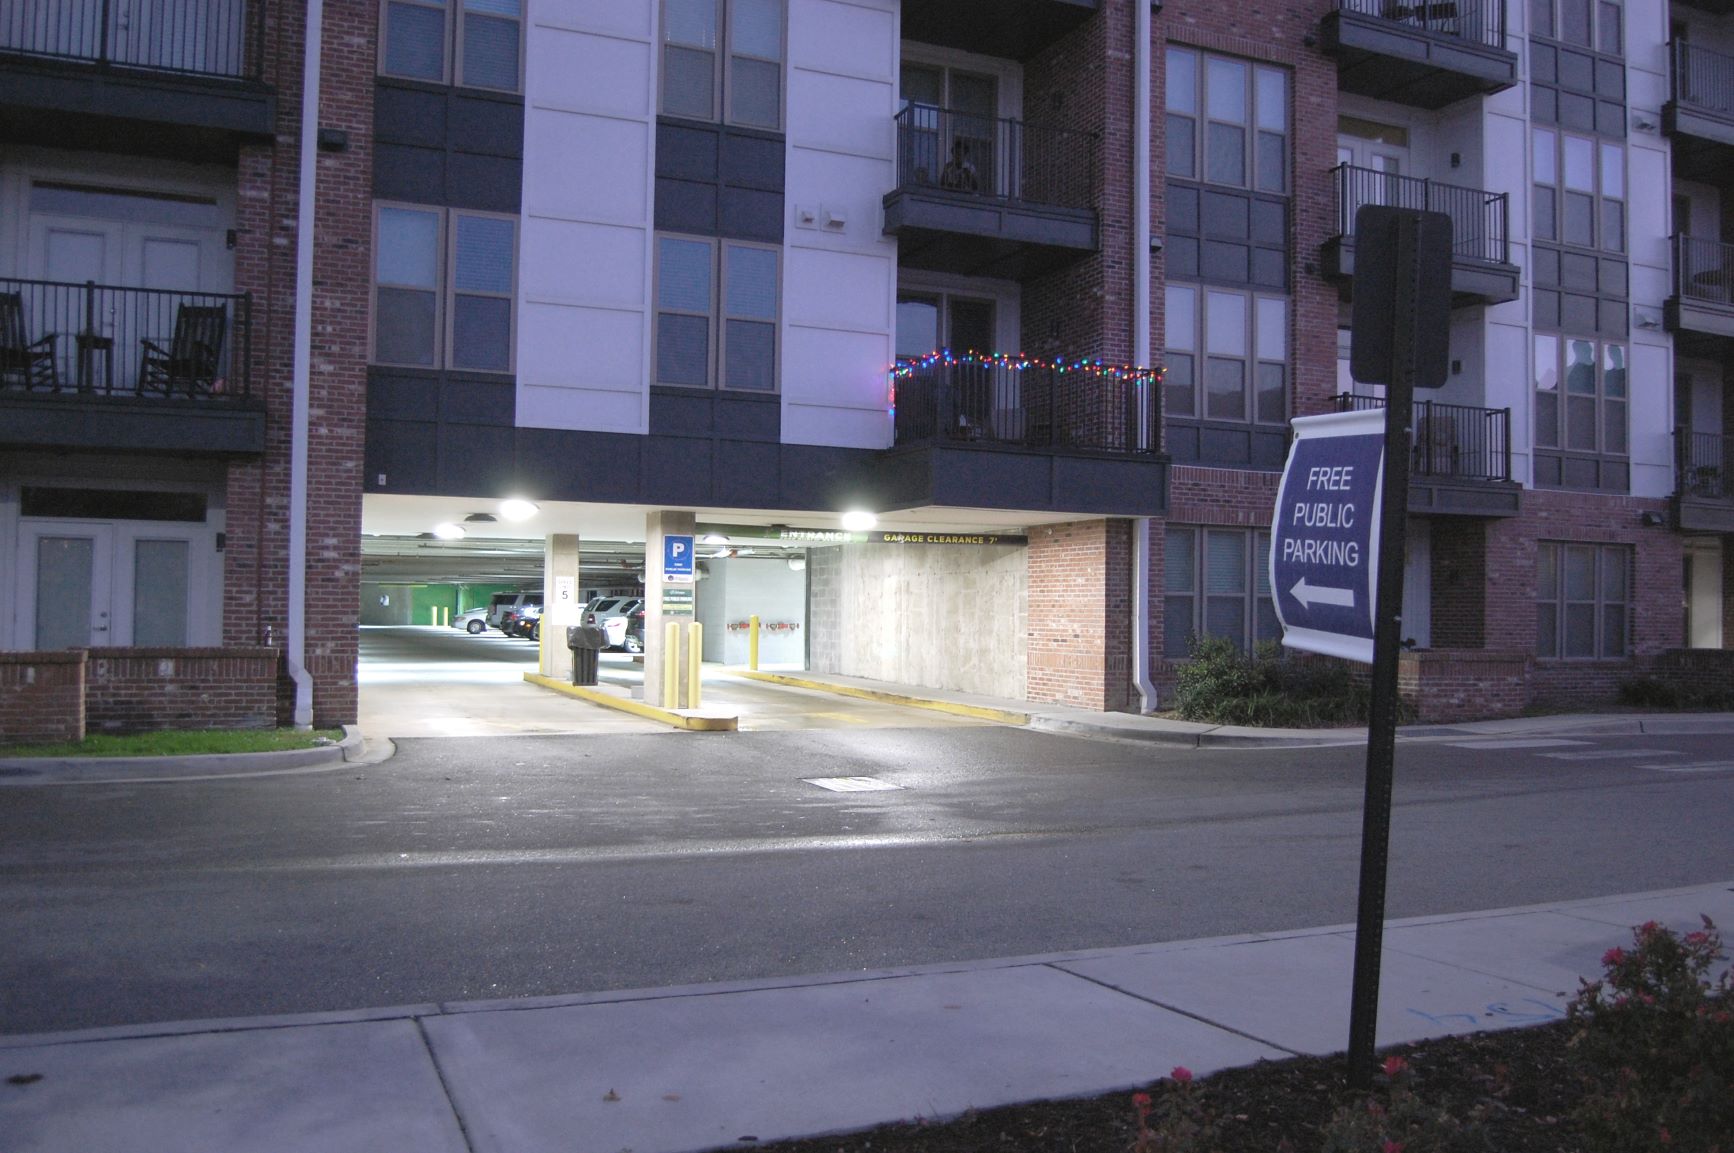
top-left (357, 627), bottom-right (1001, 739)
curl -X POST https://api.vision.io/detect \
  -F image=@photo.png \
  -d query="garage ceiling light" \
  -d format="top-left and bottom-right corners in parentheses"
top-left (701, 532), bottom-right (730, 545)
top-left (432, 522), bottom-right (466, 540)
top-left (499, 498), bottom-right (539, 522)
top-left (841, 510), bottom-right (877, 531)
top-left (464, 513), bottom-right (497, 523)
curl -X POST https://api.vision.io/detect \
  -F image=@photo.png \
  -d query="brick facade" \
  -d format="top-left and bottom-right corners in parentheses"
top-left (84, 648), bottom-right (281, 735)
top-left (0, 652), bottom-right (86, 746)
top-left (1397, 650), bottom-right (1530, 723)
top-left (1027, 519), bottom-right (1134, 710)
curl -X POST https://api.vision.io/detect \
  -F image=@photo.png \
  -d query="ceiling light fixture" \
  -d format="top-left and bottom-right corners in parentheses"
top-left (432, 522), bottom-right (466, 540)
top-left (498, 498), bottom-right (540, 521)
top-left (464, 512), bottom-right (497, 523)
top-left (700, 532), bottom-right (731, 545)
top-left (841, 509), bottom-right (877, 532)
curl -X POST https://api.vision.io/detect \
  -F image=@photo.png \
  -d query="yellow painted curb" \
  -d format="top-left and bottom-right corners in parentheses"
top-left (524, 674), bottom-right (738, 731)
top-left (731, 670), bottom-right (1029, 725)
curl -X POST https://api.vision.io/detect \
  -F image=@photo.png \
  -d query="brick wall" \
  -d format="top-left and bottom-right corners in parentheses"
top-left (225, 0), bottom-right (371, 727)
top-left (83, 648), bottom-right (281, 735)
top-left (1397, 650), bottom-right (1529, 723)
top-left (1429, 518), bottom-right (1487, 649)
top-left (0, 652), bottom-right (86, 746)
top-left (1028, 519), bottom-right (1133, 709)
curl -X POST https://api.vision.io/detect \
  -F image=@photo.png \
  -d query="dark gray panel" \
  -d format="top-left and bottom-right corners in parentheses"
top-left (657, 122), bottom-right (720, 181)
top-left (649, 389), bottom-right (717, 436)
top-left (440, 423), bottom-right (518, 494)
top-left (1052, 455), bottom-right (1166, 516)
top-left (368, 372), bottom-right (441, 421)
top-left (1559, 92), bottom-right (1596, 131)
top-left (450, 94), bottom-right (524, 156)
top-left (1533, 247), bottom-right (1560, 286)
top-left (0, 394), bottom-right (266, 456)
top-left (1600, 258), bottom-right (1627, 296)
top-left (1562, 292), bottom-right (1596, 331)
top-left (1167, 184), bottom-right (1199, 232)
top-left (720, 131), bottom-right (785, 190)
top-left (1252, 199), bottom-right (1285, 245)
top-left (1599, 298), bottom-right (1628, 338)
top-left (1534, 289), bottom-right (1561, 328)
top-left (930, 449), bottom-right (1053, 508)
top-left (782, 444), bottom-right (872, 508)
top-left (516, 428), bottom-right (642, 502)
top-left (716, 440), bottom-right (782, 504)
top-left (1166, 237), bottom-right (1199, 279)
top-left (374, 142), bottom-right (447, 202)
top-left (1165, 422), bottom-right (1200, 463)
top-left (714, 393), bottom-right (781, 440)
top-left (1561, 251), bottom-right (1597, 291)
top-left (1202, 191), bottom-right (1249, 239)
top-left (642, 436), bottom-right (716, 504)
top-left (1199, 425), bottom-right (1252, 466)
top-left (1595, 59), bottom-right (1624, 99)
top-left (449, 151), bottom-right (522, 212)
top-left (1557, 50), bottom-right (1594, 91)
top-left (441, 376), bottom-right (516, 424)
top-left (1252, 249), bottom-right (1285, 289)
top-left (375, 85), bottom-right (448, 146)
top-left (719, 187), bottom-right (785, 243)
top-left (367, 420), bottom-right (440, 490)
top-left (1201, 240), bottom-right (1249, 283)
top-left (656, 178), bottom-right (719, 233)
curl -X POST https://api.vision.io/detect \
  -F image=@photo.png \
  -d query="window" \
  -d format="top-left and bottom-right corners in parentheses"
top-left (895, 292), bottom-right (996, 360)
top-left (1164, 284), bottom-right (1286, 424)
top-left (662, 0), bottom-right (785, 130)
top-left (373, 204), bottom-right (518, 371)
top-left (654, 235), bottom-right (780, 391)
top-left (1533, 334), bottom-right (1626, 455)
top-left (1530, 0), bottom-right (1621, 52)
top-left (380, 0), bottom-right (523, 90)
top-left (1164, 526), bottom-right (1278, 657)
top-left (1533, 129), bottom-right (1624, 252)
top-left (1536, 542), bottom-right (1630, 658)
top-left (1166, 48), bottom-right (1287, 193)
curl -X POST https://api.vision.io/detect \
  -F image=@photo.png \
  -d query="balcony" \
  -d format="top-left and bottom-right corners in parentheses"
top-left (875, 355), bottom-right (1165, 518)
top-left (1665, 39), bottom-right (1734, 181)
top-left (1665, 235), bottom-right (1734, 349)
top-left (0, 0), bottom-right (273, 156)
top-left (1322, 164), bottom-right (1519, 306)
top-left (0, 277), bottom-right (263, 456)
top-left (1675, 429), bottom-right (1734, 532)
top-left (1335, 394), bottom-right (1520, 515)
top-left (883, 105), bottom-right (1099, 279)
top-left (1321, 0), bottom-right (1517, 108)
top-left (899, 0), bottom-right (1097, 62)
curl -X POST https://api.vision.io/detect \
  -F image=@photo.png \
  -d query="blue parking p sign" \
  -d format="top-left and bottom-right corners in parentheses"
top-left (664, 535), bottom-right (694, 583)
top-left (1270, 408), bottom-right (1385, 664)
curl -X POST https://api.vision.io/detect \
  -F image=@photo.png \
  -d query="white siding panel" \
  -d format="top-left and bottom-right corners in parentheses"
top-left (519, 383), bottom-right (645, 434)
top-left (529, 28), bottom-right (653, 118)
top-left (783, 325), bottom-right (892, 409)
top-left (1629, 342), bottom-right (1675, 499)
top-left (783, 401), bottom-right (893, 449)
top-left (534, 0), bottom-right (653, 38)
top-left (788, 0), bottom-right (895, 83)
top-left (786, 149), bottom-right (898, 254)
top-left (523, 111), bottom-right (650, 226)
top-left (518, 302), bottom-right (644, 385)
top-left (520, 219), bottom-right (647, 308)
top-left (787, 70), bottom-right (895, 159)
top-left (783, 247), bottom-right (892, 332)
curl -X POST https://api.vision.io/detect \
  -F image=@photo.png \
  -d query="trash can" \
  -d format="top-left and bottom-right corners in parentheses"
top-left (566, 625), bottom-right (604, 686)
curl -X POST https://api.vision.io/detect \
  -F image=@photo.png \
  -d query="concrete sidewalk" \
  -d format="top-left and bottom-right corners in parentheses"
top-left (5, 882), bottom-right (1730, 1153)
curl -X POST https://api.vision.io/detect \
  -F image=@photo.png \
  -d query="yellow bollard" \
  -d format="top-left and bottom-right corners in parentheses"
top-left (687, 621), bottom-right (703, 708)
top-left (748, 614), bottom-right (760, 670)
top-left (664, 621), bottom-right (680, 708)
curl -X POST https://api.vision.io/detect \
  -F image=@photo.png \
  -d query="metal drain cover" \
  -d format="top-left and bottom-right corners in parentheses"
top-left (803, 776), bottom-right (902, 792)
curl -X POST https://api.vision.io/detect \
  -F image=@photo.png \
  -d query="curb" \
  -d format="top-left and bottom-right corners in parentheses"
top-left (0, 725), bottom-right (367, 785)
top-left (731, 669), bottom-right (1032, 725)
top-left (523, 673), bottom-right (737, 731)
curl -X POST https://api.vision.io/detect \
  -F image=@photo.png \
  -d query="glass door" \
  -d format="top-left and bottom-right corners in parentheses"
top-left (19, 524), bottom-right (115, 650)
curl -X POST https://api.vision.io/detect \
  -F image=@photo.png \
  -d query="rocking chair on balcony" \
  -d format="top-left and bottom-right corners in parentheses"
top-left (138, 305), bottom-right (227, 398)
top-left (0, 291), bottom-right (59, 391)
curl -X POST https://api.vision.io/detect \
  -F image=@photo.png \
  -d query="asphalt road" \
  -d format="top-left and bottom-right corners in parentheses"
top-left (3, 725), bottom-right (1732, 1035)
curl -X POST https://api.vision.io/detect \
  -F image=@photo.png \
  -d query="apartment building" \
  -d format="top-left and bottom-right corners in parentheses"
top-left (2, 0), bottom-right (1729, 737)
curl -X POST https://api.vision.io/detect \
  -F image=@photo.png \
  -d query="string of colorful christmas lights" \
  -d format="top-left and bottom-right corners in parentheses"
top-left (887, 349), bottom-right (1163, 387)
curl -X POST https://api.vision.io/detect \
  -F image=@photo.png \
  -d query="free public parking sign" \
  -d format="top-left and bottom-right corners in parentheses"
top-left (1269, 407), bottom-right (1386, 664)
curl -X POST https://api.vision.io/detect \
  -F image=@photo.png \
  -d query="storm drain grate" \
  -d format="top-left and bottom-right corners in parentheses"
top-left (803, 776), bottom-right (903, 792)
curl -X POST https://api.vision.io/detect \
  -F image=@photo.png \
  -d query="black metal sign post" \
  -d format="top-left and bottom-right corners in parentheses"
top-left (1344, 206), bottom-right (1452, 1091)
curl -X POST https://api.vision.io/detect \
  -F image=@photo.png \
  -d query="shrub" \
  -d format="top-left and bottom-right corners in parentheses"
top-left (1566, 917), bottom-right (1734, 1152)
top-left (1171, 636), bottom-right (1393, 727)
top-left (1129, 1066), bottom-right (1217, 1153)
top-left (1316, 1055), bottom-right (1487, 1153)
top-left (1617, 677), bottom-right (1681, 708)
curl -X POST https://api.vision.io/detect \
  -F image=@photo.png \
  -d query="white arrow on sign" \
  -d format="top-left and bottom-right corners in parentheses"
top-left (1291, 577), bottom-right (1355, 610)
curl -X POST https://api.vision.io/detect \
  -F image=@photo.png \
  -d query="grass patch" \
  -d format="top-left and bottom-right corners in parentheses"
top-left (0, 728), bottom-right (345, 758)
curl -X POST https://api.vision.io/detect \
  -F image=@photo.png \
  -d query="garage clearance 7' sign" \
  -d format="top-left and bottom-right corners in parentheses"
top-left (1268, 406), bottom-right (1385, 665)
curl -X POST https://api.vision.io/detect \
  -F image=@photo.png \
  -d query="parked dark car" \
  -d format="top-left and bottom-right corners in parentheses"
top-left (502, 603), bottom-right (542, 639)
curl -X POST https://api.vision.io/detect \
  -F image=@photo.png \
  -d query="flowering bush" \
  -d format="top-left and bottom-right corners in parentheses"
top-left (1566, 917), bottom-right (1734, 1152)
top-left (1129, 1066), bottom-right (1217, 1153)
top-left (1313, 1055), bottom-right (1486, 1153)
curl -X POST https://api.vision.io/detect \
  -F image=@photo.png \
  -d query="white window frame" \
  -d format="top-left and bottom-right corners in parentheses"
top-left (371, 202), bottom-right (519, 373)
top-left (1163, 284), bottom-right (1288, 425)
top-left (660, 0), bottom-right (786, 130)
top-left (1166, 47), bottom-right (1288, 194)
top-left (379, 0), bottom-right (524, 92)
top-left (1536, 541), bottom-right (1631, 659)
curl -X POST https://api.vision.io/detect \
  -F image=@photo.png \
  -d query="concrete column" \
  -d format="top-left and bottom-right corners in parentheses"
top-left (542, 533), bottom-right (581, 680)
top-left (643, 510), bottom-right (697, 707)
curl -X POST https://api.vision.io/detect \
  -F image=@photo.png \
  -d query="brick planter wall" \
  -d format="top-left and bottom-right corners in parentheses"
top-left (1028, 519), bottom-right (1133, 710)
top-left (1398, 650), bottom-right (1531, 723)
top-left (1638, 648), bottom-right (1734, 699)
top-left (0, 652), bottom-right (87, 746)
top-left (84, 648), bottom-right (282, 735)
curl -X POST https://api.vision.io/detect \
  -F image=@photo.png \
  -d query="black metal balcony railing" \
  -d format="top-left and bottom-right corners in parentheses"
top-left (1334, 393), bottom-right (1512, 482)
top-left (1676, 428), bottom-right (1732, 500)
top-left (1335, 0), bottom-right (1506, 50)
top-left (1332, 164), bottom-right (1510, 265)
top-left (1671, 38), bottom-right (1734, 118)
top-left (894, 104), bottom-right (1098, 212)
top-left (0, 0), bottom-right (262, 80)
top-left (1674, 234), bottom-right (1734, 307)
top-left (894, 358), bottom-right (1157, 455)
top-left (1, 277), bottom-right (251, 399)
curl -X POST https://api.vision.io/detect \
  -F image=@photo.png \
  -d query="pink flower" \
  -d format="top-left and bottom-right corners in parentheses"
top-left (1382, 1055), bottom-right (1409, 1078)
top-left (1169, 1066), bottom-right (1193, 1083)
top-left (1602, 947), bottom-right (1626, 967)
top-left (1382, 1141), bottom-right (1406, 1153)
top-left (1131, 1092), bottom-right (1152, 1108)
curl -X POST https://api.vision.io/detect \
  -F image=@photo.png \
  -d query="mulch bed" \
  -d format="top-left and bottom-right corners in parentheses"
top-left (756, 1021), bottom-right (1589, 1153)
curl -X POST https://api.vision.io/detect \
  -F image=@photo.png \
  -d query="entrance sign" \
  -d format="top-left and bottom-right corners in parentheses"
top-left (662, 585), bottom-right (694, 615)
top-left (663, 535), bottom-right (694, 583)
top-left (1270, 406), bottom-right (1386, 665)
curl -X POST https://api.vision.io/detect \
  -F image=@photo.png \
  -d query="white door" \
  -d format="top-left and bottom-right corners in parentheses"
top-left (1400, 518), bottom-right (1431, 649)
top-left (1686, 540), bottom-right (1724, 650)
top-left (18, 524), bottom-right (116, 650)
